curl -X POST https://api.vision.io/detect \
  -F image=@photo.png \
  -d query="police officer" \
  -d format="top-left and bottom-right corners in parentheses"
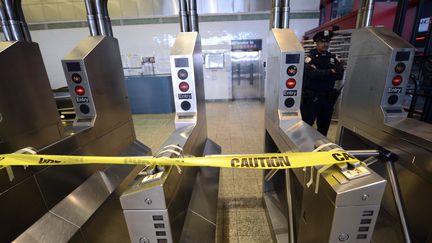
top-left (301, 30), bottom-right (344, 136)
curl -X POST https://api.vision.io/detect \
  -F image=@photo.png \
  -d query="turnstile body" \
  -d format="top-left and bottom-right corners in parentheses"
top-left (338, 27), bottom-right (432, 243)
top-left (264, 28), bottom-right (387, 243)
top-left (121, 32), bottom-right (220, 243)
top-left (11, 35), bottom-right (151, 242)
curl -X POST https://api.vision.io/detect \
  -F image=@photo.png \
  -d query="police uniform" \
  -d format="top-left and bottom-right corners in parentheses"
top-left (301, 30), bottom-right (344, 136)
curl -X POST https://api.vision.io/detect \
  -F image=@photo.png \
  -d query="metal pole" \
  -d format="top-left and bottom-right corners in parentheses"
top-left (270, 0), bottom-right (282, 29)
top-left (187, 0), bottom-right (199, 32)
top-left (0, 1), bottom-right (13, 41)
top-left (103, 0), bottom-right (113, 37)
top-left (85, 0), bottom-right (99, 36)
top-left (13, 0), bottom-right (31, 42)
top-left (95, 0), bottom-right (112, 36)
top-left (385, 160), bottom-right (412, 243)
top-left (364, 0), bottom-right (375, 27)
top-left (281, 0), bottom-right (290, 29)
top-left (3, 0), bottom-right (23, 41)
top-left (178, 0), bottom-right (189, 32)
top-left (393, 0), bottom-right (409, 35)
top-left (285, 169), bottom-right (295, 243)
top-left (355, 0), bottom-right (365, 28)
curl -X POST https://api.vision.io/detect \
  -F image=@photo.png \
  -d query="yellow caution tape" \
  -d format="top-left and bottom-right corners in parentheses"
top-left (0, 151), bottom-right (359, 169)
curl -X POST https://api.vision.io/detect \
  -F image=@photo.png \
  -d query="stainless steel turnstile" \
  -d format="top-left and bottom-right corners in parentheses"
top-left (264, 28), bottom-right (387, 243)
top-left (4, 1), bottom-right (151, 241)
top-left (121, 32), bottom-right (221, 243)
top-left (338, 27), bottom-right (432, 243)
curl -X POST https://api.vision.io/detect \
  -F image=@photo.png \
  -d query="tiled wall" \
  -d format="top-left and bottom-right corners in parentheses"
top-left (22, 0), bottom-right (269, 22)
top-left (21, 0), bottom-right (319, 23)
top-left (23, 0), bottom-right (87, 22)
top-left (29, 17), bottom-right (318, 90)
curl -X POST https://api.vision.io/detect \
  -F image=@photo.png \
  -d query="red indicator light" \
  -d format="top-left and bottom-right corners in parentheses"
top-left (75, 85), bottom-right (85, 96)
top-left (179, 82), bottom-right (189, 92)
top-left (392, 75), bottom-right (402, 86)
top-left (286, 78), bottom-right (296, 89)
top-left (415, 36), bottom-right (426, 41)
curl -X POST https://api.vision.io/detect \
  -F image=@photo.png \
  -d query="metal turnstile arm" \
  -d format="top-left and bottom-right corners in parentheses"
top-left (385, 159), bottom-right (412, 243)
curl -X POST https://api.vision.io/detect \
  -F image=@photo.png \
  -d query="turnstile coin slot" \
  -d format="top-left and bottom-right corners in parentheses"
top-left (178, 114), bottom-right (194, 119)
top-left (357, 234), bottom-right (368, 239)
top-left (386, 109), bottom-right (403, 114)
top-left (154, 223), bottom-right (165, 229)
top-left (156, 231), bottom-right (167, 236)
top-left (358, 226), bottom-right (369, 232)
top-left (76, 118), bottom-right (93, 123)
top-left (281, 111), bottom-right (298, 116)
top-left (360, 218), bottom-right (372, 224)
top-left (153, 215), bottom-right (164, 221)
top-left (362, 210), bottom-right (374, 216)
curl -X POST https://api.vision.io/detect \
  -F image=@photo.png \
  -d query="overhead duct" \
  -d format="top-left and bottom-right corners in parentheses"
top-left (3, 0), bottom-right (23, 41)
top-left (0, 1), bottom-right (13, 41)
top-left (281, 0), bottom-right (290, 29)
top-left (270, 0), bottom-right (282, 29)
top-left (14, 0), bottom-right (31, 42)
top-left (95, 0), bottom-right (113, 36)
top-left (85, 0), bottom-right (98, 36)
top-left (178, 0), bottom-right (189, 32)
top-left (187, 0), bottom-right (198, 32)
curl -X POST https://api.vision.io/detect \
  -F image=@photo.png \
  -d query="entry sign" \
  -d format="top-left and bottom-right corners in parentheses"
top-left (231, 39), bottom-right (262, 51)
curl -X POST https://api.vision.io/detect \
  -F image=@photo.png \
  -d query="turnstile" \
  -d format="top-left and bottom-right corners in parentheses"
top-left (5, 1), bottom-right (151, 241)
top-left (121, 31), bottom-right (221, 243)
top-left (264, 28), bottom-right (387, 243)
top-left (338, 27), bottom-right (432, 243)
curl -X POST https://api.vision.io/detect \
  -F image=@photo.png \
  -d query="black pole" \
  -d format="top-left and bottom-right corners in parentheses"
top-left (393, 0), bottom-right (409, 35)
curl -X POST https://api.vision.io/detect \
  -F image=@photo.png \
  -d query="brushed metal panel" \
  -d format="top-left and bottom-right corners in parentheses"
top-left (199, 0), bottom-right (217, 14)
top-left (79, 165), bottom-right (144, 242)
top-left (50, 171), bottom-right (111, 227)
top-left (249, 0), bottom-right (271, 12)
top-left (153, 0), bottom-right (176, 16)
top-left (0, 176), bottom-right (47, 243)
top-left (184, 167), bottom-right (219, 224)
top-left (234, 0), bottom-right (250, 12)
top-left (34, 164), bottom-right (106, 209)
top-left (138, 0), bottom-right (154, 16)
top-left (217, 0), bottom-right (233, 13)
top-left (0, 41), bottom-right (64, 154)
top-left (0, 165), bottom-right (39, 193)
top-left (13, 212), bottom-right (81, 243)
top-left (179, 208), bottom-right (216, 243)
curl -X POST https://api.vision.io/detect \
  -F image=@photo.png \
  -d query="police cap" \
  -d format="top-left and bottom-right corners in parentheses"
top-left (313, 30), bottom-right (333, 42)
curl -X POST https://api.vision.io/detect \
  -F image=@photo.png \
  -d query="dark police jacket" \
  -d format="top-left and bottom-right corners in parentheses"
top-left (303, 48), bottom-right (344, 93)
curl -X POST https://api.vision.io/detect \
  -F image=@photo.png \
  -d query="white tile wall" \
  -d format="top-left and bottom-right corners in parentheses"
top-left (31, 19), bottom-right (318, 100)
top-left (21, 0), bottom-right (319, 23)
top-left (290, 0), bottom-right (320, 12)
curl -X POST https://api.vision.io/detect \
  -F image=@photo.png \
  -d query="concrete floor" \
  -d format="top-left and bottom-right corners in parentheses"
top-left (132, 100), bottom-right (338, 243)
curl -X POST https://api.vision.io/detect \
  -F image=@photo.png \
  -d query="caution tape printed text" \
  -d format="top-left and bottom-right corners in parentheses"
top-left (0, 151), bottom-right (358, 169)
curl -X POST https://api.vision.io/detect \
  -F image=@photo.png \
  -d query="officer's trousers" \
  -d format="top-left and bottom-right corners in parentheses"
top-left (300, 95), bottom-right (334, 136)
